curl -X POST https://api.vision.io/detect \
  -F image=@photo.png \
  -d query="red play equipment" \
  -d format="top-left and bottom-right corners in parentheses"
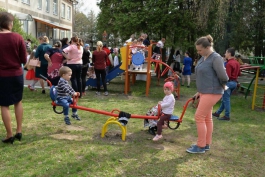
top-left (40, 71), bottom-right (193, 141)
top-left (120, 43), bottom-right (180, 98)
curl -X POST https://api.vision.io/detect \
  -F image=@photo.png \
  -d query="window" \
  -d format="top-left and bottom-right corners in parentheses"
top-left (60, 30), bottom-right (65, 38)
top-left (45, 0), bottom-right (50, 12)
top-left (22, 0), bottom-right (30, 4)
top-left (53, 0), bottom-right (58, 15)
top-left (66, 31), bottom-right (71, 39)
top-left (67, 6), bottom-right (71, 20)
top-left (53, 29), bottom-right (57, 40)
top-left (22, 21), bottom-right (28, 34)
top-left (37, 0), bottom-right (42, 9)
top-left (61, 3), bottom-right (65, 18)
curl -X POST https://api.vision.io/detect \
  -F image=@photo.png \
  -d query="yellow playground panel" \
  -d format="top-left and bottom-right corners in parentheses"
top-left (119, 43), bottom-right (154, 96)
top-left (251, 66), bottom-right (265, 110)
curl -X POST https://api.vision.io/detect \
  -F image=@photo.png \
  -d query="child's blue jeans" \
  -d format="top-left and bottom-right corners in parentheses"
top-left (57, 96), bottom-right (77, 116)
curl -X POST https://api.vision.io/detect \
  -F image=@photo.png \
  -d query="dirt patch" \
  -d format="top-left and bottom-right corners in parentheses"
top-left (50, 134), bottom-right (80, 140)
top-left (65, 126), bottom-right (87, 131)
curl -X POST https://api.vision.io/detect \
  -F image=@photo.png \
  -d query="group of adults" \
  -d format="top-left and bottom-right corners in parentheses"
top-left (0, 12), bottom-right (111, 144)
top-left (30, 33), bottom-right (112, 97)
top-left (0, 11), bottom-right (240, 156)
top-left (31, 35), bottom-right (92, 97)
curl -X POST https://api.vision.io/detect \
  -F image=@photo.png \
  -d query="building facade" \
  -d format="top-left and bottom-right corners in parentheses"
top-left (0, 0), bottom-right (78, 44)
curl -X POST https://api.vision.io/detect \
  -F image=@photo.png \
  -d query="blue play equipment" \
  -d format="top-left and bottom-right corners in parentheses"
top-left (86, 63), bottom-right (124, 87)
top-left (131, 52), bottom-right (145, 66)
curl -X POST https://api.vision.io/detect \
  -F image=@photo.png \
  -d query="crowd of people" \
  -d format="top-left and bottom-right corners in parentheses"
top-left (0, 11), bottom-right (248, 155)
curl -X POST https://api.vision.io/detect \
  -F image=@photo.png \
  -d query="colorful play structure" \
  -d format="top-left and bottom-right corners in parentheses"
top-left (41, 75), bottom-right (194, 141)
top-left (244, 56), bottom-right (265, 110)
top-left (237, 56), bottom-right (265, 110)
top-left (41, 49), bottom-right (265, 142)
top-left (86, 42), bottom-right (180, 98)
top-left (39, 45), bottom-right (185, 141)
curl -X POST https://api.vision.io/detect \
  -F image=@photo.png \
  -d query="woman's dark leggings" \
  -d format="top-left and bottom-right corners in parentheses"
top-left (67, 64), bottom-right (82, 95)
top-left (81, 66), bottom-right (88, 92)
top-left (95, 68), bottom-right (107, 92)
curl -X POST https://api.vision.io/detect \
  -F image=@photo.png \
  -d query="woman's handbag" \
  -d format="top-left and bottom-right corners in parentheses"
top-left (29, 59), bottom-right (41, 67)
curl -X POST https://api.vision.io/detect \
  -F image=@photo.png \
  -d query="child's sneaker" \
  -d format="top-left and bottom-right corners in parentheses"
top-left (28, 85), bottom-right (37, 91)
top-left (64, 117), bottom-right (71, 125)
top-left (152, 134), bottom-right (163, 141)
top-left (72, 114), bottom-right (81, 121)
top-left (104, 91), bottom-right (108, 96)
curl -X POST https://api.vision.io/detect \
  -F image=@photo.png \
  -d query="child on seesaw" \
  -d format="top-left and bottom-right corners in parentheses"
top-left (153, 82), bottom-right (175, 141)
top-left (166, 72), bottom-right (181, 99)
top-left (57, 66), bottom-right (81, 125)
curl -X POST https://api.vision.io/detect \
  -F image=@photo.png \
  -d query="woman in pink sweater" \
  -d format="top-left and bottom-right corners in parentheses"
top-left (62, 36), bottom-right (83, 97)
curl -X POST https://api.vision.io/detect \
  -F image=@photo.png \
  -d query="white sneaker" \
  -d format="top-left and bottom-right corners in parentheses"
top-left (104, 91), bottom-right (108, 96)
top-left (95, 91), bottom-right (100, 95)
top-left (152, 135), bottom-right (163, 141)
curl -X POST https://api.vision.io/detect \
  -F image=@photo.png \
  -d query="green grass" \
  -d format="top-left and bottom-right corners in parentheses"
top-left (0, 75), bottom-right (265, 177)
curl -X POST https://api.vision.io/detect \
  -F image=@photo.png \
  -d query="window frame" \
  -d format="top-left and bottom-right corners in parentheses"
top-left (45, 0), bottom-right (50, 12)
top-left (60, 30), bottom-right (65, 39)
top-left (22, 0), bottom-right (30, 5)
top-left (53, 0), bottom-right (58, 15)
top-left (37, 0), bottom-right (42, 10)
top-left (66, 6), bottom-right (71, 20)
top-left (61, 3), bottom-right (65, 18)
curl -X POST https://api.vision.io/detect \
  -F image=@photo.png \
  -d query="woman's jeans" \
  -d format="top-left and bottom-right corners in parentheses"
top-left (67, 64), bottom-right (82, 96)
top-left (195, 94), bottom-right (222, 147)
top-left (57, 96), bottom-right (77, 116)
top-left (216, 81), bottom-right (237, 117)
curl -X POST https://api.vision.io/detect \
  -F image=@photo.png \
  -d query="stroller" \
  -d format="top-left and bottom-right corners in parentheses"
top-left (144, 105), bottom-right (160, 135)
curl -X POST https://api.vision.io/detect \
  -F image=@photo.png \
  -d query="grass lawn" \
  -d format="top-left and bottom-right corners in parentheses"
top-left (0, 75), bottom-right (264, 177)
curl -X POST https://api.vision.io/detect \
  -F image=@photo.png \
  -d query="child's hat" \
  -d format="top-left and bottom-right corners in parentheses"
top-left (164, 82), bottom-right (174, 91)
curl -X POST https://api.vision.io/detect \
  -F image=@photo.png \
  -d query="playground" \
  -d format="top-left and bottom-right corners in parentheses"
top-left (1, 72), bottom-right (265, 176)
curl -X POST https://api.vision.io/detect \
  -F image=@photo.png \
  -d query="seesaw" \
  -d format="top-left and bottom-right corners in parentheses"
top-left (40, 75), bottom-right (196, 141)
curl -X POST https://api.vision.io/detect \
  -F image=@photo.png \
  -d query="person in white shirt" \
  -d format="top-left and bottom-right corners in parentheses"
top-left (113, 48), bottom-right (119, 67)
top-left (86, 44), bottom-right (92, 64)
top-left (153, 82), bottom-right (175, 141)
